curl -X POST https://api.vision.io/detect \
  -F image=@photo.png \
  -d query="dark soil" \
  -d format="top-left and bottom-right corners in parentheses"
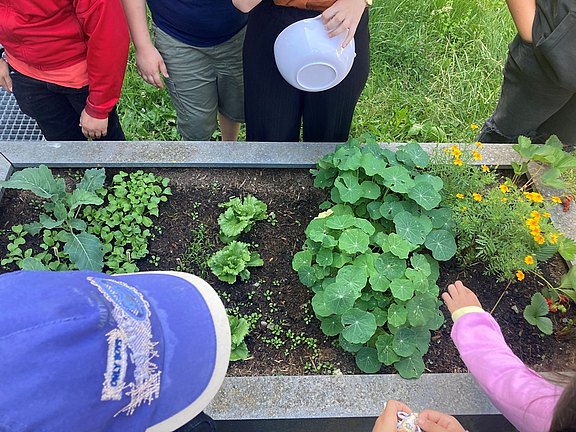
top-left (0, 167), bottom-right (574, 376)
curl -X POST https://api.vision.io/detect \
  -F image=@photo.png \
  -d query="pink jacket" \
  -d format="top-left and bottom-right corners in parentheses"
top-left (451, 312), bottom-right (563, 432)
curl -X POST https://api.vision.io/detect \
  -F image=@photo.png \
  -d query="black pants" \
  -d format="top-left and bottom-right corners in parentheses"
top-left (174, 412), bottom-right (216, 432)
top-left (9, 67), bottom-right (125, 141)
top-left (477, 12), bottom-right (576, 147)
top-left (243, 1), bottom-right (370, 142)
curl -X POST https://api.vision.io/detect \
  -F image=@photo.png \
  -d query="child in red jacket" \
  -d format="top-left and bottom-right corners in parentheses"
top-left (0, 0), bottom-right (129, 141)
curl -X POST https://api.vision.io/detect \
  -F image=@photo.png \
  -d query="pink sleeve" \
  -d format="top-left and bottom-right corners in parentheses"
top-left (451, 312), bottom-right (562, 432)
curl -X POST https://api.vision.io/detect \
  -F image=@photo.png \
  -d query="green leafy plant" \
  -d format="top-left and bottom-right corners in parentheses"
top-left (229, 315), bottom-right (250, 361)
top-left (208, 241), bottom-right (263, 284)
top-left (293, 135), bottom-right (455, 378)
top-left (218, 195), bottom-right (268, 243)
top-left (524, 292), bottom-right (553, 335)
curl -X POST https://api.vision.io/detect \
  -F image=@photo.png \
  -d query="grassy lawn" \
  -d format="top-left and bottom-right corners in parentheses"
top-left (118, 0), bottom-right (515, 143)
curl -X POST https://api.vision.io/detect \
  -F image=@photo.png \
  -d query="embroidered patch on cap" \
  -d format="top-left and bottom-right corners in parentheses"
top-left (88, 277), bottom-right (162, 416)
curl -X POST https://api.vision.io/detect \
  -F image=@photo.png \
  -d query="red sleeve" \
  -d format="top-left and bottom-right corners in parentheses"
top-left (74, 0), bottom-right (129, 119)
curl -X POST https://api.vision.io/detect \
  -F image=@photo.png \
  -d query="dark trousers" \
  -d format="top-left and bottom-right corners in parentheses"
top-left (243, 1), bottom-right (370, 142)
top-left (9, 67), bottom-right (125, 141)
top-left (174, 412), bottom-right (216, 432)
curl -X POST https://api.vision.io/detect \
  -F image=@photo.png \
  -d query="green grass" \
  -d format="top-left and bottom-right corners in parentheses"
top-left (119, 0), bottom-right (515, 142)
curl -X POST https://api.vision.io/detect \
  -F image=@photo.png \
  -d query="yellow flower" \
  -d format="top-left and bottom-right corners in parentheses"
top-left (499, 184), bottom-right (510, 193)
top-left (501, 197), bottom-right (508, 202)
top-left (551, 196), bottom-right (563, 204)
top-left (472, 193), bottom-right (483, 202)
top-left (543, 212), bottom-right (551, 218)
top-left (453, 158), bottom-right (463, 166)
top-left (456, 193), bottom-right (464, 199)
top-left (548, 233), bottom-right (559, 244)
top-left (472, 150), bottom-right (482, 161)
top-left (530, 210), bottom-right (541, 220)
top-left (481, 165), bottom-right (490, 172)
top-left (534, 234), bottom-right (545, 245)
top-left (516, 270), bottom-right (525, 281)
top-left (526, 218), bottom-right (538, 227)
top-left (471, 123), bottom-right (479, 131)
top-left (475, 141), bottom-right (483, 148)
top-left (531, 192), bottom-right (544, 203)
top-left (524, 255), bottom-right (534, 265)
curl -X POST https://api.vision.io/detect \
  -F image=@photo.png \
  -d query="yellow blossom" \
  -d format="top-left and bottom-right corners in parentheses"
top-left (534, 234), bottom-right (545, 245)
top-left (471, 123), bottom-right (479, 131)
top-left (548, 233), bottom-right (559, 244)
top-left (543, 212), bottom-right (551, 218)
top-left (456, 193), bottom-right (464, 199)
top-left (453, 158), bottom-right (463, 166)
top-left (475, 141), bottom-right (483, 148)
top-left (551, 196), bottom-right (563, 204)
top-left (472, 150), bottom-right (482, 161)
top-left (530, 210), bottom-right (541, 220)
top-left (526, 218), bottom-right (538, 227)
top-left (499, 184), bottom-right (509, 193)
top-left (524, 255), bottom-right (534, 265)
top-left (481, 165), bottom-right (490, 172)
top-left (472, 193), bottom-right (483, 202)
top-left (516, 270), bottom-right (525, 281)
top-left (530, 192), bottom-right (544, 203)
top-left (501, 197), bottom-right (508, 202)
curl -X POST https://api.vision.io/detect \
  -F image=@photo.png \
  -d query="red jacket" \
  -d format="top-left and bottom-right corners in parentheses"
top-left (0, 0), bottom-right (129, 119)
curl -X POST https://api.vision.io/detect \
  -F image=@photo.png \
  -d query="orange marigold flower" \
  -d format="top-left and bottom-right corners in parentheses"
top-left (499, 184), bottom-right (510, 193)
top-left (530, 210), bottom-right (540, 220)
top-left (534, 234), bottom-right (545, 245)
top-left (456, 193), bottom-right (464, 199)
top-left (526, 218), bottom-right (538, 227)
top-left (531, 192), bottom-right (544, 203)
top-left (516, 270), bottom-right (525, 281)
top-left (481, 165), bottom-right (490, 172)
top-left (471, 123), bottom-right (479, 131)
top-left (501, 197), bottom-right (508, 202)
top-left (472, 150), bottom-right (482, 161)
top-left (454, 158), bottom-right (463, 166)
top-left (551, 196), bottom-right (563, 204)
top-left (475, 141), bottom-right (483, 148)
top-left (472, 193), bottom-right (483, 202)
top-left (524, 255), bottom-right (534, 265)
top-left (548, 233), bottom-right (559, 244)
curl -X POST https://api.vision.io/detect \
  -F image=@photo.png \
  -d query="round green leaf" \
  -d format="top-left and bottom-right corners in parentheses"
top-left (316, 248), bottom-right (334, 267)
top-left (376, 334), bottom-right (400, 365)
top-left (325, 215), bottom-right (356, 230)
top-left (424, 230), bottom-right (456, 261)
top-left (387, 233), bottom-right (415, 259)
top-left (324, 283), bottom-right (359, 315)
top-left (335, 172), bottom-right (363, 203)
top-left (407, 294), bottom-right (437, 327)
top-left (388, 302), bottom-right (407, 327)
top-left (407, 183), bottom-right (442, 211)
top-left (424, 208), bottom-right (452, 229)
top-left (381, 166), bottom-right (416, 193)
top-left (339, 228), bottom-right (370, 254)
top-left (393, 211), bottom-right (427, 245)
top-left (361, 181), bottom-right (381, 199)
top-left (339, 333), bottom-right (363, 353)
top-left (369, 273), bottom-right (391, 292)
top-left (355, 347), bottom-right (382, 373)
top-left (390, 278), bottom-right (415, 301)
top-left (293, 250), bottom-right (313, 271)
top-left (375, 253), bottom-right (406, 280)
top-left (336, 265), bottom-right (368, 292)
top-left (392, 327), bottom-right (417, 357)
top-left (321, 315), bottom-right (344, 336)
top-left (341, 308), bottom-right (377, 344)
top-left (311, 291), bottom-right (332, 317)
top-left (396, 143), bottom-right (430, 168)
top-left (298, 265), bottom-right (318, 287)
top-left (395, 353), bottom-right (426, 379)
top-left (361, 152), bottom-right (388, 176)
top-left (414, 173), bottom-right (443, 191)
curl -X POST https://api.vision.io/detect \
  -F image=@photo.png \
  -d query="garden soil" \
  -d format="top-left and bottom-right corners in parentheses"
top-left (0, 167), bottom-right (574, 376)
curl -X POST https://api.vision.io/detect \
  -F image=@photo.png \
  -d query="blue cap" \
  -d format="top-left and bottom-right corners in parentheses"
top-left (0, 270), bottom-right (230, 432)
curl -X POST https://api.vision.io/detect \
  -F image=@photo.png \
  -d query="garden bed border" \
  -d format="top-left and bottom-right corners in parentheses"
top-left (0, 140), bottom-right (573, 427)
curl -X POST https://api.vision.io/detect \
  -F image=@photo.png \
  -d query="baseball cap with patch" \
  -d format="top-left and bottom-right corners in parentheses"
top-left (0, 270), bottom-right (230, 432)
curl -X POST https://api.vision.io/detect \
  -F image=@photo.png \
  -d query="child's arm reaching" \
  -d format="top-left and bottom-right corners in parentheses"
top-left (505, 0), bottom-right (536, 43)
top-left (232, 0), bottom-right (262, 13)
top-left (443, 281), bottom-right (562, 432)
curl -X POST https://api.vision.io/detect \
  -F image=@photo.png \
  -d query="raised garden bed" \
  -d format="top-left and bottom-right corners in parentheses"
top-left (1, 141), bottom-right (574, 430)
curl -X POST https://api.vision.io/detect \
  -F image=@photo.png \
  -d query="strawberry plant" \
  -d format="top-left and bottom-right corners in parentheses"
top-left (293, 136), bottom-right (456, 378)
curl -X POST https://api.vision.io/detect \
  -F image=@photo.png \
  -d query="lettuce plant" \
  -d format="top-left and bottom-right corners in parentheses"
top-left (208, 241), bottom-right (263, 284)
top-left (218, 195), bottom-right (267, 242)
top-left (229, 315), bottom-right (250, 361)
top-left (293, 136), bottom-right (456, 378)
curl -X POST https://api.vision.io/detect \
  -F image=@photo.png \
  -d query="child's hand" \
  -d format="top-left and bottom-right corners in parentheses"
top-left (372, 400), bottom-right (412, 432)
top-left (418, 409), bottom-right (466, 432)
top-left (441, 280), bottom-right (482, 315)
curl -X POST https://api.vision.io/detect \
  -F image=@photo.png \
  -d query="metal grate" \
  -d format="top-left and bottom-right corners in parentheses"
top-left (0, 87), bottom-right (44, 141)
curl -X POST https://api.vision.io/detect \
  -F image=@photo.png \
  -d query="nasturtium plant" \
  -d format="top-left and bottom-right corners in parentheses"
top-left (208, 241), bottom-right (263, 284)
top-left (218, 195), bottom-right (268, 242)
top-left (293, 136), bottom-right (455, 378)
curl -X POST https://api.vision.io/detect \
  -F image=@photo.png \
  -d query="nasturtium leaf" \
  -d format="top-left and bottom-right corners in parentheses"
top-left (297, 265), bottom-right (317, 287)
top-left (332, 252), bottom-right (352, 268)
top-left (371, 307), bottom-right (387, 326)
top-left (424, 230), bottom-right (456, 261)
top-left (396, 143), bottom-right (430, 168)
top-left (335, 172), bottom-right (363, 203)
top-left (355, 347), bottom-right (382, 373)
top-left (372, 232), bottom-right (389, 250)
top-left (367, 201), bottom-right (383, 220)
top-left (427, 311), bottom-right (445, 331)
top-left (424, 208), bottom-right (452, 229)
top-left (407, 294), bottom-right (437, 327)
top-left (321, 315), bottom-right (344, 336)
top-left (387, 302), bottom-right (407, 327)
top-left (392, 327), bottom-right (417, 357)
top-left (395, 353), bottom-right (426, 379)
top-left (292, 249), bottom-right (314, 271)
top-left (341, 308), bottom-right (377, 344)
top-left (333, 145), bottom-right (363, 171)
top-left (325, 214), bottom-right (356, 230)
top-left (331, 204), bottom-right (356, 216)
top-left (379, 201), bottom-right (406, 220)
top-left (336, 265), bottom-right (368, 292)
top-left (390, 278), bottom-right (415, 301)
top-left (313, 166), bottom-right (338, 188)
top-left (393, 211), bottom-right (427, 245)
top-left (352, 218), bottom-right (376, 236)
top-left (316, 248), bottom-right (334, 267)
top-left (407, 182), bottom-right (442, 211)
top-left (312, 291), bottom-right (333, 317)
top-left (339, 228), bottom-right (370, 254)
top-left (361, 152), bottom-right (388, 176)
top-left (375, 252), bottom-right (406, 280)
top-left (338, 333), bottom-right (364, 353)
top-left (387, 233), bottom-right (415, 259)
top-left (405, 268), bottom-right (428, 293)
top-left (369, 273), bottom-right (391, 292)
top-left (355, 252), bottom-right (377, 273)
top-left (324, 283), bottom-right (359, 315)
top-left (376, 334), bottom-right (400, 365)
top-left (414, 173), bottom-right (443, 191)
top-left (361, 181), bottom-right (381, 199)
top-left (0, 165), bottom-right (65, 199)
top-left (381, 165), bottom-right (415, 193)
top-left (410, 254), bottom-right (432, 276)
top-left (61, 231), bottom-right (104, 271)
